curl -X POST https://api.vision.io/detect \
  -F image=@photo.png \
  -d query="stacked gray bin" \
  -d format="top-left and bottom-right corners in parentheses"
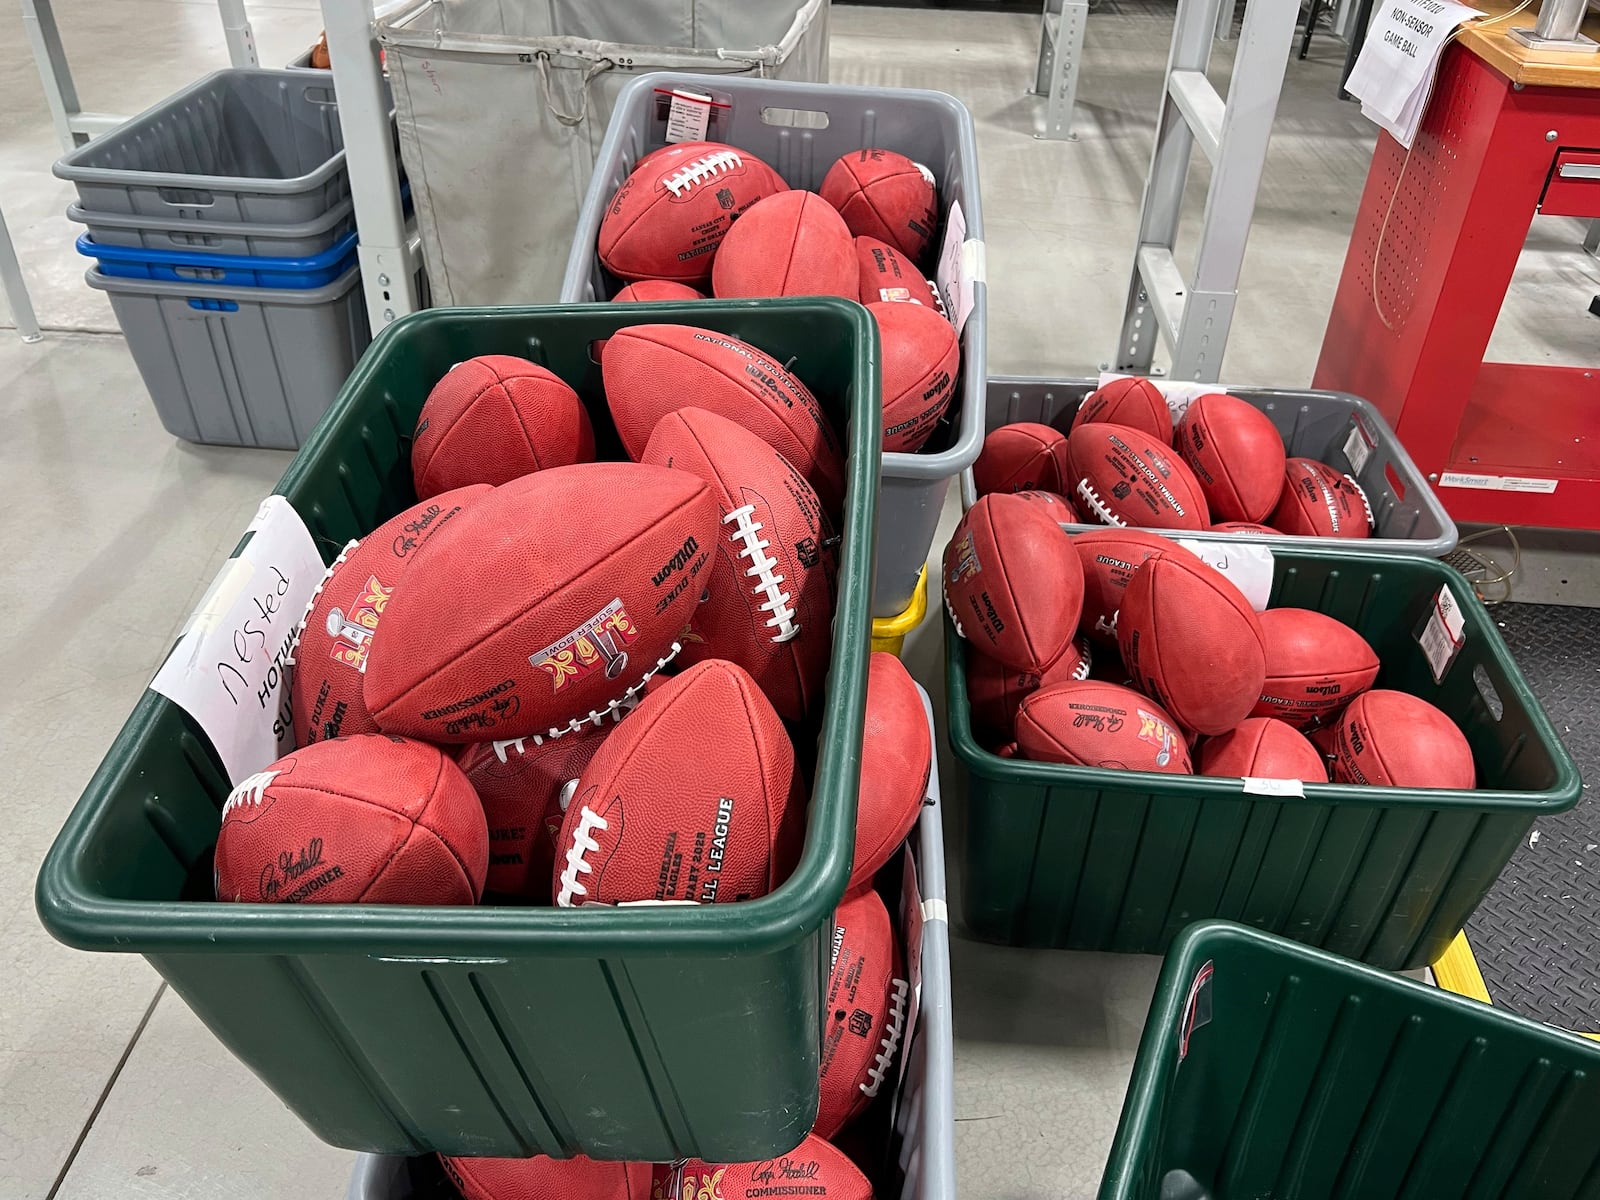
top-left (54, 70), bottom-right (393, 451)
top-left (564, 72), bottom-right (988, 620)
top-left (343, 684), bottom-right (956, 1200)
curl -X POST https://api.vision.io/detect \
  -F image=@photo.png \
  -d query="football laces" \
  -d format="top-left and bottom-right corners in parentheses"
top-left (1075, 480), bottom-right (1128, 527)
top-left (662, 150), bottom-right (743, 198)
top-left (724, 505), bottom-right (799, 643)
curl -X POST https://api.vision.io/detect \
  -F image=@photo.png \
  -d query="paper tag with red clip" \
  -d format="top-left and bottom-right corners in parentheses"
top-left (1178, 959), bottom-right (1215, 1063)
top-left (664, 88), bottom-right (714, 143)
top-left (1417, 585), bottom-right (1466, 683)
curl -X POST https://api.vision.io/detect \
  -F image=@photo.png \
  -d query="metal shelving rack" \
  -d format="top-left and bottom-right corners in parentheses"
top-left (1113, 0), bottom-right (1299, 382)
top-left (1032, 0), bottom-right (1090, 140)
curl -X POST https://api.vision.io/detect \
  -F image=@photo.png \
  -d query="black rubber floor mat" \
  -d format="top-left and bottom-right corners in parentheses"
top-left (1464, 602), bottom-right (1600, 1029)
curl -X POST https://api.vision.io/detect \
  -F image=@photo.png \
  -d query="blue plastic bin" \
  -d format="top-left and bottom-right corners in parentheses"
top-left (78, 230), bottom-right (358, 289)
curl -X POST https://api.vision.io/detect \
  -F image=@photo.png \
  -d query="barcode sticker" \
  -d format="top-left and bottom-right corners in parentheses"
top-left (664, 89), bottom-right (713, 143)
top-left (1095, 372), bottom-right (1227, 423)
top-left (1343, 424), bottom-right (1373, 476)
top-left (1418, 585), bottom-right (1466, 682)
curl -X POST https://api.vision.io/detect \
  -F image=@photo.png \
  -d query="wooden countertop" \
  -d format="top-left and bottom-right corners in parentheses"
top-left (1457, 0), bottom-right (1600, 87)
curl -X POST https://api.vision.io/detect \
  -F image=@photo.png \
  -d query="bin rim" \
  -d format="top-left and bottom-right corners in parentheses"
top-left (569, 71), bottom-right (988, 486)
top-left (36, 296), bottom-right (881, 961)
top-left (942, 544), bottom-right (1582, 817)
top-left (52, 68), bottom-right (353, 194)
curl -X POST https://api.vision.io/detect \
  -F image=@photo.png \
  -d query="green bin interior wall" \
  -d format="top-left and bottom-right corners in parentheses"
top-left (945, 550), bottom-right (1580, 968)
top-left (38, 299), bottom-right (881, 1160)
top-left (1100, 922), bottom-right (1600, 1200)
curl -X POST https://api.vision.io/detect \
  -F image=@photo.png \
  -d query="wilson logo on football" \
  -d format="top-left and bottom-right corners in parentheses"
top-left (529, 598), bottom-right (639, 691)
top-left (326, 575), bottom-right (393, 672)
top-left (1136, 709), bottom-right (1181, 767)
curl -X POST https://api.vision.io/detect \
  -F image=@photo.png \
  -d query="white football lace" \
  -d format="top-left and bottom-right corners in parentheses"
top-left (1067, 640), bottom-right (1093, 681)
top-left (1095, 613), bottom-right (1119, 641)
top-left (662, 150), bottom-right (743, 198)
top-left (928, 280), bottom-right (948, 320)
top-left (939, 577), bottom-right (967, 639)
top-left (555, 805), bottom-right (609, 907)
top-left (1347, 472), bottom-right (1376, 529)
top-left (283, 538), bottom-right (358, 667)
top-left (724, 505), bottom-right (798, 643)
top-left (222, 769), bottom-right (280, 817)
top-left (1076, 480), bottom-right (1127, 527)
top-left (543, 642), bottom-right (680, 739)
top-left (861, 977), bottom-right (909, 1099)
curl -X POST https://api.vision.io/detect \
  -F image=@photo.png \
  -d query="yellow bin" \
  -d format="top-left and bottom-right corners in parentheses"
top-left (870, 566), bottom-right (928, 656)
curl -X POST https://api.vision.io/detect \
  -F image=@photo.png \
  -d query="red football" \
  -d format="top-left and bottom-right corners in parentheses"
top-left (1330, 690), bottom-right (1475, 789)
top-left (1014, 488), bottom-right (1080, 522)
top-left (1118, 551), bottom-right (1267, 735)
top-left (965, 637), bottom-right (1091, 739)
top-left (1251, 608), bottom-right (1380, 729)
top-left (411, 356), bottom-right (595, 499)
top-left (364, 463), bottom-right (718, 743)
top-left (819, 148), bottom-right (937, 260)
top-left (1272, 458), bottom-right (1374, 538)
top-left (711, 190), bottom-right (856, 299)
top-left (943, 492), bottom-right (1085, 672)
top-left (1070, 378), bottom-right (1174, 444)
top-left (1070, 528), bottom-right (1206, 645)
top-left (598, 141), bottom-right (787, 282)
top-left (972, 423), bottom-right (1070, 497)
top-left (552, 660), bottom-right (798, 906)
top-left (1064, 422), bottom-right (1210, 530)
top-left (1210, 522), bottom-right (1278, 535)
top-left (642, 407), bottom-right (837, 722)
top-left (1016, 680), bottom-right (1192, 773)
top-left (441, 1154), bottom-right (651, 1200)
top-left (850, 653), bottom-right (932, 891)
top-left (215, 735), bottom-right (488, 904)
top-left (289, 485), bottom-right (488, 747)
top-left (456, 723), bottom-right (626, 900)
top-left (612, 280), bottom-right (704, 302)
top-left (872, 300), bottom-right (959, 453)
top-left (676, 1138), bottom-right (872, 1200)
top-left (855, 235), bottom-right (939, 308)
top-left (601, 324), bottom-right (847, 509)
top-left (1199, 718), bottom-right (1328, 783)
top-left (817, 888), bottom-right (908, 1138)
top-left (1174, 393), bottom-right (1286, 524)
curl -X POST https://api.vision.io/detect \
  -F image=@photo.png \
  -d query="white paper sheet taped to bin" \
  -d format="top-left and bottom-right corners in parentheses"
top-left (1096, 372), bottom-right (1229, 423)
top-left (150, 496), bottom-right (324, 784)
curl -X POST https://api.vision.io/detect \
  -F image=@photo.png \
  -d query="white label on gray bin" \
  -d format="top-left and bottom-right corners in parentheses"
top-left (665, 89), bottom-right (713, 143)
top-left (1343, 423), bottom-right (1373, 475)
top-left (1418, 585), bottom-right (1466, 684)
top-left (1438, 470), bottom-right (1559, 494)
top-left (150, 496), bottom-right (323, 785)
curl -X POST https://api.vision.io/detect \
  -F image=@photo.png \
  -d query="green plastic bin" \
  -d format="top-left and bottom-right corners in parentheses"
top-left (1101, 920), bottom-right (1600, 1200)
top-left (945, 547), bottom-right (1580, 968)
top-left (36, 298), bottom-right (881, 1162)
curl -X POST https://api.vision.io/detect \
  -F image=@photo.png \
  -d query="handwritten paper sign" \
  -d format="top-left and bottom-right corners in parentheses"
top-left (935, 199), bottom-right (982, 336)
top-left (1176, 539), bottom-right (1275, 611)
top-left (151, 496), bottom-right (325, 784)
top-left (1346, 0), bottom-right (1482, 147)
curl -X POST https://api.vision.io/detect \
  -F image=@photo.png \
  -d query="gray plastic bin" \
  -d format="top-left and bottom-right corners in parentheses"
top-left (87, 265), bottom-right (371, 450)
top-left (565, 72), bottom-right (988, 619)
top-left (67, 199), bottom-right (355, 259)
top-left (963, 376), bottom-right (1458, 557)
top-left (343, 682), bottom-right (955, 1200)
top-left (54, 70), bottom-right (363, 227)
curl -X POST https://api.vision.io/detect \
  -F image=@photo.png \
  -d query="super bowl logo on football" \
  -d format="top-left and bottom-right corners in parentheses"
top-left (1135, 707), bottom-right (1181, 767)
top-left (326, 574), bottom-right (392, 672)
top-left (530, 599), bottom-right (639, 690)
top-left (947, 530), bottom-right (981, 584)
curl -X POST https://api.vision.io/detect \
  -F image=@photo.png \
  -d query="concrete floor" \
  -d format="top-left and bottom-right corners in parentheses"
top-left (1, 3), bottom-right (1597, 1199)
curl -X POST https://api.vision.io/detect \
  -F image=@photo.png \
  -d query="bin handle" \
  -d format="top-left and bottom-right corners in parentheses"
top-left (536, 52), bottom-right (612, 127)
